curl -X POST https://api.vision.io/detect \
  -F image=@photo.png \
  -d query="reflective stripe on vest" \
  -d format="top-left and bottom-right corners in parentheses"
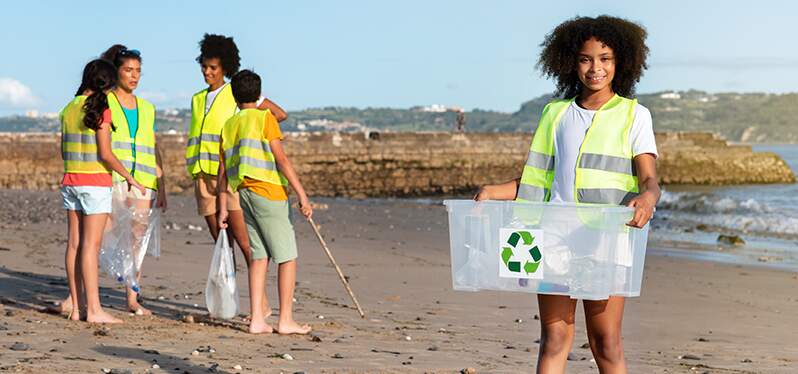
top-left (221, 109), bottom-right (287, 191)
top-left (108, 92), bottom-right (159, 189)
top-left (517, 95), bottom-right (639, 205)
top-left (186, 84), bottom-right (237, 177)
top-left (60, 96), bottom-right (111, 174)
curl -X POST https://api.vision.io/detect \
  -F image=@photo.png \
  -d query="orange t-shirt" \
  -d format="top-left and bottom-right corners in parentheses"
top-left (222, 111), bottom-right (287, 201)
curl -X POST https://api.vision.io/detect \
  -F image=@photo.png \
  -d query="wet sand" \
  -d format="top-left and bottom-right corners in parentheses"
top-left (1, 189), bottom-right (797, 373)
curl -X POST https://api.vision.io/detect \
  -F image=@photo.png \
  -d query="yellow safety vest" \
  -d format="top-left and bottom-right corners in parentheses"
top-left (60, 96), bottom-right (111, 174)
top-left (107, 92), bottom-right (159, 189)
top-left (186, 84), bottom-right (237, 177)
top-left (517, 94), bottom-right (639, 205)
top-left (221, 109), bottom-right (287, 191)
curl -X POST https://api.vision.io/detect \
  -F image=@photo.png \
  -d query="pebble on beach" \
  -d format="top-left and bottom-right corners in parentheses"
top-left (282, 353), bottom-right (294, 360)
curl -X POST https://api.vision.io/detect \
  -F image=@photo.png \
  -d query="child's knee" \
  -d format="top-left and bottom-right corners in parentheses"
top-left (589, 332), bottom-right (624, 361)
top-left (540, 324), bottom-right (574, 354)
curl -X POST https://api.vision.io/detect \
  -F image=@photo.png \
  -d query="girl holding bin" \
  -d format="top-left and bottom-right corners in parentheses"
top-left (475, 16), bottom-right (660, 373)
top-left (59, 59), bottom-right (146, 323)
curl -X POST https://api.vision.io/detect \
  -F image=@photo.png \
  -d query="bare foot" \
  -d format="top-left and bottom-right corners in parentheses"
top-left (248, 320), bottom-right (274, 334)
top-left (127, 303), bottom-right (152, 316)
top-left (276, 320), bottom-right (312, 335)
top-left (67, 308), bottom-right (81, 321)
top-left (86, 310), bottom-right (123, 324)
top-left (45, 297), bottom-right (73, 316)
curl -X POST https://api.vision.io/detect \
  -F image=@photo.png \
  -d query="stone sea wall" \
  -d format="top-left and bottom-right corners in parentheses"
top-left (1, 131), bottom-right (793, 197)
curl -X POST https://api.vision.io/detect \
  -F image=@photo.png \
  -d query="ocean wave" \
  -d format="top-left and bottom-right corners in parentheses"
top-left (655, 190), bottom-right (798, 238)
top-left (658, 190), bottom-right (772, 214)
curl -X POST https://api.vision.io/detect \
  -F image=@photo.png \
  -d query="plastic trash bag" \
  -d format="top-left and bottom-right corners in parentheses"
top-left (205, 230), bottom-right (239, 319)
top-left (99, 184), bottom-right (161, 293)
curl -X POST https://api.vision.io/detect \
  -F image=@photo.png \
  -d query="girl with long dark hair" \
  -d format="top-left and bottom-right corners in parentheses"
top-left (59, 58), bottom-right (145, 323)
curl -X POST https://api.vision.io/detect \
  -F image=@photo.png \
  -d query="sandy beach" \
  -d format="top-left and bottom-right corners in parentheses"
top-left (1, 189), bottom-right (796, 373)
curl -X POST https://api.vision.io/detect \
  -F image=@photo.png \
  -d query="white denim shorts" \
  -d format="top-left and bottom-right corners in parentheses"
top-left (60, 185), bottom-right (113, 215)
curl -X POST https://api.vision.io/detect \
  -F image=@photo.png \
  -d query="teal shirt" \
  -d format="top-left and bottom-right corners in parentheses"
top-left (121, 106), bottom-right (157, 159)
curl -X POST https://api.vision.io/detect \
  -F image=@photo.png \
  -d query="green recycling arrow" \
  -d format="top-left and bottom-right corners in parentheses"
top-left (501, 231), bottom-right (542, 274)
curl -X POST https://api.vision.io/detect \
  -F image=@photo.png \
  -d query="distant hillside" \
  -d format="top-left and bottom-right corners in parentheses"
top-left (1, 90), bottom-right (796, 143)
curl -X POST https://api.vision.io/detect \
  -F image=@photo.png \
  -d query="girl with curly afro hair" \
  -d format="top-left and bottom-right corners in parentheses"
top-left (187, 34), bottom-right (287, 323)
top-left (475, 15), bottom-right (660, 373)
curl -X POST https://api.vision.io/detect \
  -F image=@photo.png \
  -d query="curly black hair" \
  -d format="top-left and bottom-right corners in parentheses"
top-left (196, 33), bottom-right (240, 79)
top-left (538, 15), bottom-right (649, 99)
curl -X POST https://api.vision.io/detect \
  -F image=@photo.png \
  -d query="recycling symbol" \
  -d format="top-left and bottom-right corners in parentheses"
top-left (501, 230), bottom-right (542, 274)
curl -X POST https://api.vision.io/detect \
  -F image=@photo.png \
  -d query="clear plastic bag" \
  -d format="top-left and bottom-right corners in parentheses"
top-left (205, 230), bottom-right (239, 319)
top-left (99, 184), bottom-right (161, 293)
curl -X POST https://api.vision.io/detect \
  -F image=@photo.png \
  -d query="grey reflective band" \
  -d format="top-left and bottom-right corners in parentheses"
top-left (112, 141), bottom-right (133, 150)
top-left (577, 188), bottom-right (638, 205)
top-left (578, 153), bottom-right (635, 175)
top-left (63, 134), bottom-right (96, 144)
top-left (186, 152), bottom-right (220, 166)
top-left (62, 152), bottom-right (99, 162)
top-left (135, 145), bottom-right (156, 155)
top-left (525, 150), bottom-right (555, 171)
top-left (238, 138), bottom-right (272, 153)
top-left (224, 139), bottom-right (273, 161)
top-left (134, 163), bottom-right (158, 176)
top-left (121, 160), bottom-right (134, 169)
top-left (239, 156), bottom-right (278, 171)
top-left (187, 133), bottom-right (221, 147)
top-left (517, 184), bottom-right (548, 201)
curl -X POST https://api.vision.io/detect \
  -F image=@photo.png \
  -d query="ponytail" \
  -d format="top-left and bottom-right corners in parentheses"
top-left (80, 59), bottom-right (117, 131)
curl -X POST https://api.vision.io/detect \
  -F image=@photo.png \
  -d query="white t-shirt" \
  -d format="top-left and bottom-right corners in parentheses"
top-left (204, 84), bottom-right (226, 114)
top-left (549, 101), bottom-right (658, 203)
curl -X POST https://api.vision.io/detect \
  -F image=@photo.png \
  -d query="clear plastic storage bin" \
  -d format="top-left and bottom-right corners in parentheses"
top-left (444, 200), bottom-right (649, 300)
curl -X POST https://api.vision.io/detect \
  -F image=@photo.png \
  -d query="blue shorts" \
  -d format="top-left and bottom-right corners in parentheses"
top-left (60, 185), bottom-right (113, 215)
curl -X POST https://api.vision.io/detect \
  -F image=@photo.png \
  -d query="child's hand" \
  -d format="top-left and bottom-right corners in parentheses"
top-left (157, 189), bottom-right (168, 212)
top-left (626, 191), bottom-right (657, 228)
top-left (217, 209), bottom-right (229, 229)
top-left (298, 196), bottom-right (313, 219)
top-left (473, 185), bottom-right (492, 201)
top-left (127, 176), bottom-right (146, 195)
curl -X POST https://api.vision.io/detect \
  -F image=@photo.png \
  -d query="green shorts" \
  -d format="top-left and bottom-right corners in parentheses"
top-left (239, 188), bottom-right (298, 263)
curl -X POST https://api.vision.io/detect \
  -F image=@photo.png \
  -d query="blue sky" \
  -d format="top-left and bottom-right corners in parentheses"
top-left (1, 0), bottom-right (796, 115)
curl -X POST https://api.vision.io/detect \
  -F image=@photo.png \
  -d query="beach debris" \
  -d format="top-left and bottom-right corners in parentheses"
top-left (427, 346), bottom-right (439, 351)
top-left (281, 353), bottom-right (294, 360)
top-left (404, 335), bottom-right (412, 341)
top-left (233, 364), bottom-right (243, 370)
top-left (196, 345), bottom-right (215, 353)
top-left (741, 358), bottom-right (753, 363)
top-left (515, 318), bottom-right (523, 323)
top-left (697, 337), bottom-right (709, 342)
top-left (567, 352), bottom-right (580, 361)
top-left (317, 315), bottom-right (325, 319)
top-left (461, 368), bottom-right (477, 374)
top-left (9, 342), bottom-right (30, 351)
top-left (332, 353), bottom-right (344, 359)
top-left (580, 342), bottom-right (590, 349)
top-left (191, 350), bottom-right (199, 356)
top-left (187, 224), bottom-right (203, 231)
top-left (678, 354), bottom-right (702, 360)
top-left (371, 348), bottom-right (401, 355)
top-left (94, 327), bottom-right (111, 337)
top-left (143, 349), bottom-right (159, 355)
top-left (157, 296), bottom-right (166, 301)
top-left (533, 314), bottom-right (539, 320)
top-left (310, 333), bottom-right (323, 342)
top-left (151, 364), bottom-right (159, 369)
top-left (717, 234), bottom-right (745, 246)
top-left (0, 247), bottom-right (10, 251)
top-left (696, 224), bottom-right (709, 231)
top-left (181, 314), bottom-right (195, 323)
top-left (166, 222), bottom-right (181, 231)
